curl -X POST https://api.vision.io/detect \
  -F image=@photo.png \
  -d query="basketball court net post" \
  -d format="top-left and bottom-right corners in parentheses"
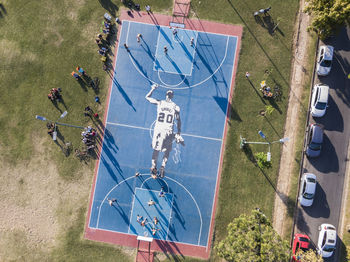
top-left (136, 235), bottom-right (154, 262)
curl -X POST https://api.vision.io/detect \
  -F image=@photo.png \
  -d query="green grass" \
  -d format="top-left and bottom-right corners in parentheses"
top-left (0, 0), bottom-right (303, 260)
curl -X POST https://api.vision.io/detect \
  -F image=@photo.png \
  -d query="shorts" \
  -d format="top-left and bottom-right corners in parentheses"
top-left (152, 128), bottom-right (174, 152)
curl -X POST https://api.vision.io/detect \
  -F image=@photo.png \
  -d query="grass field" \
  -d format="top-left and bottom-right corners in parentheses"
top-left (0, 0), bottom-right (302, 261)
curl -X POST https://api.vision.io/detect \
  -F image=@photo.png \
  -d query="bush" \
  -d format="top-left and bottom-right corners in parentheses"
top-left (255, 152), bottom-right (272, 169)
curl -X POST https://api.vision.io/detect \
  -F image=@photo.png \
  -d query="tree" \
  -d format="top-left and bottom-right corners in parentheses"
top-left (304, 0), bottom-right (350, 39)
top-left (215, 209), bottom-right (290, 262)
top-left (295, 249), bottom-right (323, 262)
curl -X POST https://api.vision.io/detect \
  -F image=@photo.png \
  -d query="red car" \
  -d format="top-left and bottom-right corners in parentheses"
top-left (292, 233), bottom-right (310, 261)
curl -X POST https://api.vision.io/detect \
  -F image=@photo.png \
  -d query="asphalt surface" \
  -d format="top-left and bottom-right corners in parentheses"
top-left (295, 26), bottom-right (350, 261)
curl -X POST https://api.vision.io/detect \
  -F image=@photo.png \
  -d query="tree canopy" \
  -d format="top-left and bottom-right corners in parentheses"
top-left (215, 209), bottom-right (290, 262)
top-left (304, 0), bottom-right (350, 39)
top-left (295, 249), bottom-right (323, 262)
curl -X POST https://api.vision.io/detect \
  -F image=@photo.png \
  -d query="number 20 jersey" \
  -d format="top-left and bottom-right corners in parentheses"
top-left (155, 100), bottom-right (180, 133)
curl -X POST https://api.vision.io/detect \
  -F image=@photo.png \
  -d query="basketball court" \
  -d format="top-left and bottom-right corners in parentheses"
top-left (85, 9), bottom-right (242, 259)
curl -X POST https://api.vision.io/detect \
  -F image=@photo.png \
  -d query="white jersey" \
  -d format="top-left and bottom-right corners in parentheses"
top-left (154, 100), bottom-right (180, 132)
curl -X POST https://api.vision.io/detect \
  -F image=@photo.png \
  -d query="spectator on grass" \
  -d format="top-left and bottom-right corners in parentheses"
top-left (104, 21), bottom-right (111, 29)
top-left (93, 113), bottom-right (99, 119)
top-left (98, 47), bottom-right (107, 56)
top-left (76, 66), bottom-right (86, 76)
top-left (48, 93), bottom-right (54, 101)
top-left (71, 71), bottom-right (80, 80)
top-left (85, 106), bottom-right (93, 113)
top-left (145, 5), bottom-right (151, 14)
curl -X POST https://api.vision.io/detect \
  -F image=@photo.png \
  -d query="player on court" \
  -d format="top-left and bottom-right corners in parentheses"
top-left (145, 84), bottom-right (183, 178)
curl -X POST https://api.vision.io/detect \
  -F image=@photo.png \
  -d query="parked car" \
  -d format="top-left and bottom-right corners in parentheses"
top-left (311, 83), bottom-right (329, 117)
top-left (299, 173), bottom-right (316, 207)
top-left (316, 45), bottom-right (334, 76)
top-left (306, 124), bottom-right (324, 157)
top-left (292, 233), bottom-right (311, 261)
top-left (317, 224), bottom-right (337, 258)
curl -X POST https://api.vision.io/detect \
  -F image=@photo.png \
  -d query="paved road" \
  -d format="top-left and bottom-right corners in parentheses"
top-left (295, 26), bottom-right (350, 261)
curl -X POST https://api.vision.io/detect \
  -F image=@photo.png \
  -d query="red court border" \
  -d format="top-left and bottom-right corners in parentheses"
top-left (84, 9), bottom-right (242, 260)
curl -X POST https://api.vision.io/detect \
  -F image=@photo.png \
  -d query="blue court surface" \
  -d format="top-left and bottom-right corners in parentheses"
top-left (88, 20), bottom-right (238, 247)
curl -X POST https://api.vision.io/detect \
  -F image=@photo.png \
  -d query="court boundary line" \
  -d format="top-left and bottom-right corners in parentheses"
top-left (166, 193), bottom-right (174, 241)
top-left (128, 20), bottom-right (238, 38)
top-left (85, 13), bottom-right (243, 259)
top-left (127, 188), bottom-right (137, 234)
top-left (125, 20), bottom-right (234, 89)
top-left (106, 121), bottom-right (222, 142)
top-left (140, 177), bottom-right (170, 192)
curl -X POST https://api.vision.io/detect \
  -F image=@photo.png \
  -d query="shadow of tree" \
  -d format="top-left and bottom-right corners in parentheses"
top-left (98, 0), bottom-right (119, 16)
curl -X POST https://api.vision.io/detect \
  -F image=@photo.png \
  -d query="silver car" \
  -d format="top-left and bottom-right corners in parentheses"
top-left (316, 45), bottom-right (334, 76)
top-left (306, 124), bottom-right (323, 158)
top-left (317, 224), bottom-right (337, 258)
top-left (299, 173), bottom-right (316, 207)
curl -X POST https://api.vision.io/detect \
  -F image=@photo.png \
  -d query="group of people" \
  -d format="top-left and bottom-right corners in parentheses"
top-left (253, 6), bottom-right (271, 17)
top-left (81, 126), bottom-right (96, 150)
top-left (46, 122), bottom-right (56, 136)
top-left (47, 88), bottom-right (62, 102)
top-left (260, 80), bottom-right (273, 98)
top-left (96, 14), bottom-right (114, 70)
top-left (71, 66), bottom-right (87, 81)
top-left (136, 215), bottom-right (160, 236)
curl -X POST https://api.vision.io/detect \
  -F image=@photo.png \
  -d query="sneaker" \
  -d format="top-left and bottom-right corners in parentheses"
top-left (150, 167), bottom-right (157, 175)
top-left (159, 167), bottom-right (165, 178)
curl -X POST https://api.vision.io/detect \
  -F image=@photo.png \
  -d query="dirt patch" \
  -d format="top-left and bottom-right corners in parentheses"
top-left (272, 0), bottom-right (312, 237)
top-left (0, 135), bottom-right (92, 260)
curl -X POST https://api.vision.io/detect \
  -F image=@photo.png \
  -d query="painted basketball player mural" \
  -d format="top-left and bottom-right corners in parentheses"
top-left (145, 84), bottom-right (184, 178)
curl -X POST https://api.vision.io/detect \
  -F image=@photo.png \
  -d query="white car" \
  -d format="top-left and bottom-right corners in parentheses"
top-left (316, 45), bottom-right (334, 76)
top-left (317, 224), bottom-right (337, 258)
top-left (299, 173), bottom-right (316, 207)
top-left (311, 83), bottom-right (329, 117)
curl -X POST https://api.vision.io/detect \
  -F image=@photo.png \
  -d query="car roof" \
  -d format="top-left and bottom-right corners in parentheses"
top-left (321, 45), bottom-right (334, 60)
top-left (311, 124), bottom-right (323, 143)
top-left (305, 180), bottom-right (316, 193)
top-left (315, 84), bottom-right (329, 103)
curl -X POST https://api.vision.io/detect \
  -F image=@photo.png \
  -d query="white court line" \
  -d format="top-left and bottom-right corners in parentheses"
top-left (95, 174), bottom-right (203, 246)
top-left (96, 175), bottom-right (136, 228)
top-left (127, 190), bottom-right (137, 234)
top-left (106, 121), bottom-right (222, 142)
top-left (140, 177), bottom-right (170, 192)
top-left (166, 194), bottom-right (175, 241)
top-left (165, 176), bottom-right (203, 245)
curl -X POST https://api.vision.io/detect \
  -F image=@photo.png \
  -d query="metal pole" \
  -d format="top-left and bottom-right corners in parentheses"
top-left (55, 121), bottom-right (84, 129)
